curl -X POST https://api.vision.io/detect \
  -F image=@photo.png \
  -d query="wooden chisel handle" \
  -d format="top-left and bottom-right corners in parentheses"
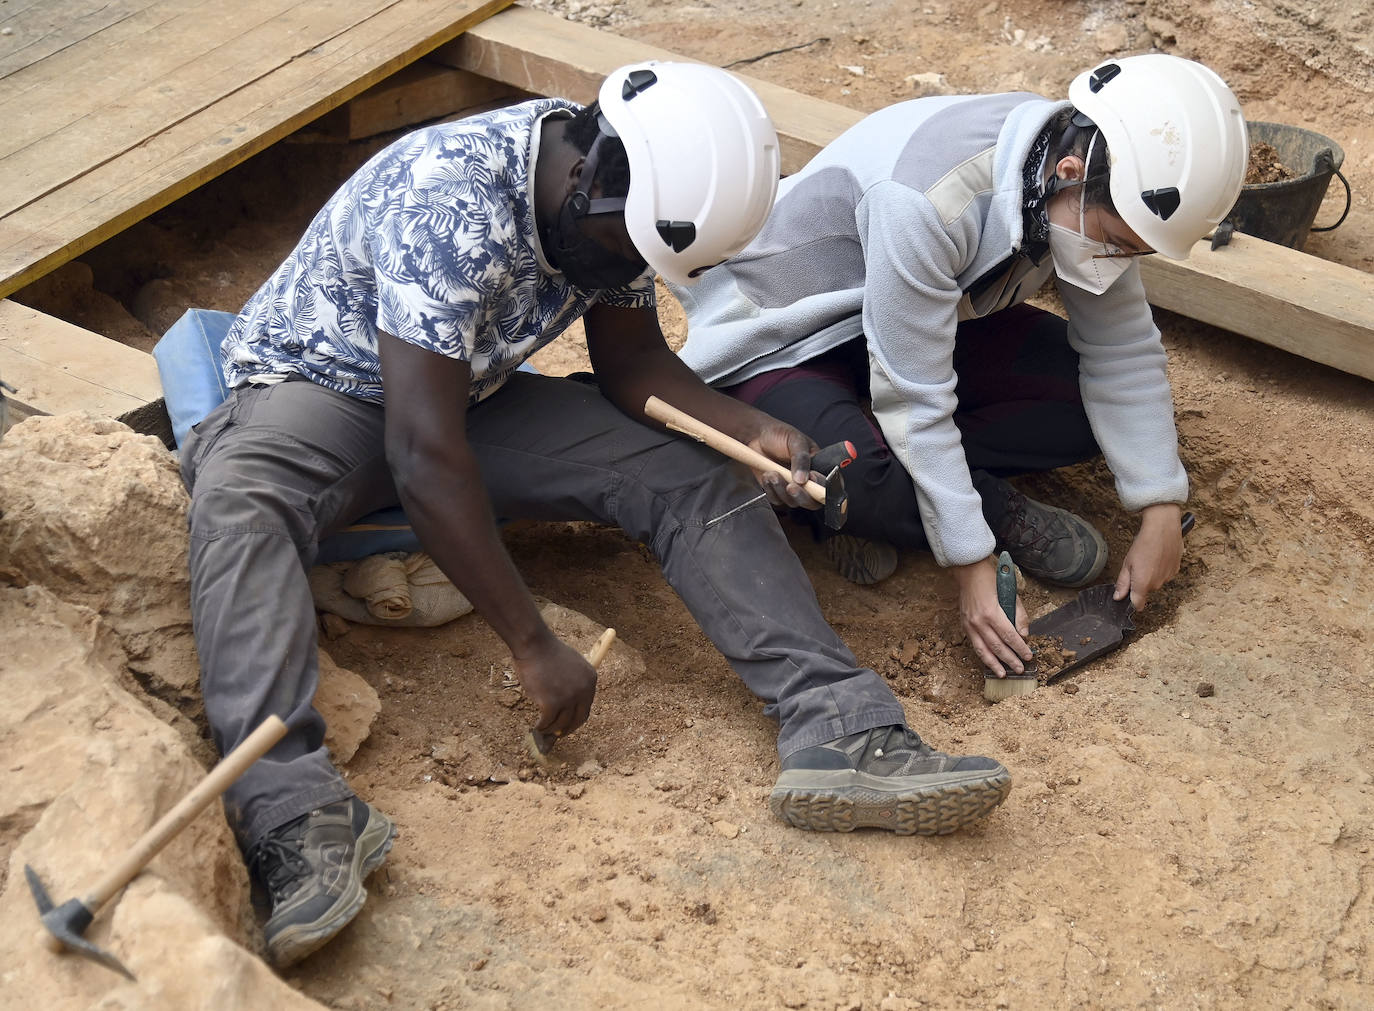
top-left (643, 395), bottom-right (827, 506)
top-left (526, 629), bottom-right (617, 760)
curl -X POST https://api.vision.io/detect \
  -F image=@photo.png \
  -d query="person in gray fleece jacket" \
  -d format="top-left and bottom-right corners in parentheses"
top-left (674, 54), bottom-right (1249, 679)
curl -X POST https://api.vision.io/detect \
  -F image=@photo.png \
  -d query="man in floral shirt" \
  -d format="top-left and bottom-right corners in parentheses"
top-left (183, 62), bottom-right (1012, 969)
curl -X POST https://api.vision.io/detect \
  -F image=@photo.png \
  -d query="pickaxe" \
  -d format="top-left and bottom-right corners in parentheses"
top-left (25, 714), bottom-right (288, 980)
top-left (643, 396), bottom-right (854, 530)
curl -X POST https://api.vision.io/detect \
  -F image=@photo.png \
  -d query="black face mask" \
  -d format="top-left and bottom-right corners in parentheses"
top-left (546, 191), bottom-right (647, 290)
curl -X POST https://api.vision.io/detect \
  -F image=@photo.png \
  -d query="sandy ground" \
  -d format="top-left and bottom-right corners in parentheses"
top-left (6, 1), bottom-right (1373, 1008)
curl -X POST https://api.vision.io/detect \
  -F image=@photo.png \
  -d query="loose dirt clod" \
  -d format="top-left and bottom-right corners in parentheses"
top-left (1246, 140), bottom-right (1296, 184)
top-left (1029, 633), bottom-right (1076, 683)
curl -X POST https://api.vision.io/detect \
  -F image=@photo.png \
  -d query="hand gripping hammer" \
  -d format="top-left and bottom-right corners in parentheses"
top-left (643, 396), bottom-right (854, 529)
top-left (25, 714), bottom-right (288, 980)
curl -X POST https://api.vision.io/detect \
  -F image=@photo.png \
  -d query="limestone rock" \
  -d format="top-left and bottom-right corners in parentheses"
top-left (318, 649), bottom-right (381, 764)
top-left (0, 584), bottom-right (323, 1009)
top-left (0, 413), bottom-right (197, 694)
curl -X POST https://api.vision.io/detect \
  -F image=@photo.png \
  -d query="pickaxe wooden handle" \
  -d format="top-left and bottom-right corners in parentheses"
top-left (28, 714), bottom-right (288, 978)
top-left (643, 395), bottom-right (829, 506)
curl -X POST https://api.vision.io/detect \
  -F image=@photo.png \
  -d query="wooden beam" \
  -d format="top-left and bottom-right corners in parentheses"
top-left (1139, 232), bottom-right (1374, 382)
top-left (298, 61), bottom-right (533, 142)
top-left (432, 4), bottom-right (863, 175)
top-left (0, 299), bottom-right (162, 430)
top-left (439, 4), bottom-right (1374, 384)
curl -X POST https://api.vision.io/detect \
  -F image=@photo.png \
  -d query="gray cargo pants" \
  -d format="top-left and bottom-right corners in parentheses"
top-left (180, 372), bottom-right (907, 849)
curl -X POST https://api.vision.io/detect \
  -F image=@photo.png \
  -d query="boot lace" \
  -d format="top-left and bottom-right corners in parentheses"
top-left (248, 836), bottom-right (312, 906)
top-left (997, 485), bottom-right (1053, 553)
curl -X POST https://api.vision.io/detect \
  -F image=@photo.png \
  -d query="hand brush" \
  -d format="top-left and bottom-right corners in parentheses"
top-left (983, 552), bottom-right (1039, 702)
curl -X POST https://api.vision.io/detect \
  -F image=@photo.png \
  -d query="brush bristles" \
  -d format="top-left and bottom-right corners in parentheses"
top-left (983, 674), bottom-right (1038, 703)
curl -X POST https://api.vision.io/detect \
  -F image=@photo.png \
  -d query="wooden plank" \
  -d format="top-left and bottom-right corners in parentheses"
top-left (432, 4), bottom-right (863, 175)
top-left (0, 0), bottom-right (153, 79)
top-left (0, 0), bottom-right (515, 300)
top-left (0, 299), bottom-right (162, 425)
top-left (439, 5), bottom-right (1373, 383)
top-left (1, 1), bottom-right (337, 219)
top-left (1139, 232), bottom-right (1374, 382)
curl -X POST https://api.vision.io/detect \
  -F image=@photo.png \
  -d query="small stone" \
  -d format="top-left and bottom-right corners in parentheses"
top-left (1197, 682), bottom-right (1215, 697)
top-left (587, 906), bottom-right (608, 923)
top-left (470, 957), bottom-right (487, 971)
top-left (320, 612), bottom-right (350, 639)
top-left (566, 783), bottom-right (585, 799)
top-left (713, 820), bottom-right (741, 839)
top-left (1095, 22), bottom-right (1130, 53)
top-left (1062, 683), bottom-right (1080, 695)
top-left (905, 71), bottom-right (950, 97)
top-left (576, 759), bottom-right (603, 779)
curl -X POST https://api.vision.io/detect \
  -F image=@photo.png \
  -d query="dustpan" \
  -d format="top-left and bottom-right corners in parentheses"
top-left (1028, 512), bottom-right (1194, 682)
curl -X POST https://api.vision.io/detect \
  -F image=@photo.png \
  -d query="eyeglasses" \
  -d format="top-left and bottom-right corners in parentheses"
top-left (1089, 206), bottom-right (1155, 259)
top-left (1092, 247), bottom-right (1157, 260)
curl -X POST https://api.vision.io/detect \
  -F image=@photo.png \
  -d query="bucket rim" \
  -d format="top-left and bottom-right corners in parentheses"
top-left (1242, 119), bottom-right (1345, 191)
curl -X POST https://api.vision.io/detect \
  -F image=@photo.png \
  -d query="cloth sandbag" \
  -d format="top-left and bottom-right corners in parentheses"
top-left (310, 552), bottom-right (473, 627)
top-left (342, 554), bottom-right (412, 620)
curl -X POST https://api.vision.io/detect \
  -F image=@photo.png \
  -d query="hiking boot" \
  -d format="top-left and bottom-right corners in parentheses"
top-left (246, 797), bottom-right (397, 968)
top-left (770, 725), bottom-right (1011, 835)
top-left (973, 471), bottom-right (1107, 588)
top-left (823, 533), bottom-right (899, 585)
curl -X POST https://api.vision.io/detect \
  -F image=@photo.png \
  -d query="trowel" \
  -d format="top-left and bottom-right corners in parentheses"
top-left (1028, 511), bottom-right (1195, 682)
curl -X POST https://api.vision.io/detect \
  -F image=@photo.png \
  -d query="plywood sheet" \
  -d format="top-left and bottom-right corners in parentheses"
top-left (0, 0), bottom-right (514, 299)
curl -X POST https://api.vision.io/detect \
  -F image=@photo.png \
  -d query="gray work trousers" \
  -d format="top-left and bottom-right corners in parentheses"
top-left (180, 373), bottom-right (906, 849)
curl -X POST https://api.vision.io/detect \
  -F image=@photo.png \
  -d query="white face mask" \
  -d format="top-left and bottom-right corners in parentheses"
top-left (1049, 220), bottom-right (1132, 295)
top-left (1047, 132), bottom-right (1132, 295)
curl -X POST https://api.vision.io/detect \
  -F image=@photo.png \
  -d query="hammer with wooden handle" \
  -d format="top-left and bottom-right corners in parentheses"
top-left (643, 395), bottom-right (851, 529)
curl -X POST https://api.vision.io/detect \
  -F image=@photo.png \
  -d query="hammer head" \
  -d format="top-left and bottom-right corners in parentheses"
top-left (25, 865), bottom-right (136, 981)
top-left (811, 440), bottom-right (856, 530)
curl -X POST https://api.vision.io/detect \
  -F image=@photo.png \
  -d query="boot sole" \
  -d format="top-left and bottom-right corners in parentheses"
top-left (769, 767), bottom-right (1012, 835)
top-left (267, 806), bottom-right (398, 968)
top-left (823, 535), bottom-right (899, 585)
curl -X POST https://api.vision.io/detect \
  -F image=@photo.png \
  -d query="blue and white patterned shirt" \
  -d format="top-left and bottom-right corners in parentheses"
top-left (221, 99), bottom-right (656, 404)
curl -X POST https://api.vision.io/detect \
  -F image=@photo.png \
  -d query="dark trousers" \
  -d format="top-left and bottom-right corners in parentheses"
top-left (180, 372), bottom-right (907, 848)
top-left (725, 305), bottom-right (1101, 548)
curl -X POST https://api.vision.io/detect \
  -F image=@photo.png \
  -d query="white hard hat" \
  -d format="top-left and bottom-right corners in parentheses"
top-left (1069, 54), bottom-right (1248, 260)
top-left (598, 62), bottom-right (781, 286)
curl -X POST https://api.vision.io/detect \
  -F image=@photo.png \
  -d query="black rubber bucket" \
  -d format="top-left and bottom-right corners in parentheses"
top-left (1223, 121), bottom-right (1350, 250)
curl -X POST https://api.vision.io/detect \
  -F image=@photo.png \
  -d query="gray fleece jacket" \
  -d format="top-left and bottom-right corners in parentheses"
top-left (674, 92), bottom-right (1187, 567)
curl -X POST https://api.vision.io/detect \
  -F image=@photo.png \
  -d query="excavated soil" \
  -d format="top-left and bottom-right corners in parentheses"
top-left (5, 1), bottom-right (1373, 1008)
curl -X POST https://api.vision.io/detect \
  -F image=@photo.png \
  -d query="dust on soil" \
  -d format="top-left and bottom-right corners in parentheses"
top-left (7, 0), bottom-right (1374, 1008)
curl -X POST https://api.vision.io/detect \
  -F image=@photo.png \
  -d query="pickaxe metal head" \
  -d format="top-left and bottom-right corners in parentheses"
top-left (25, 864), bottom-right (136, 980)
top-left (811, 440), bottom-right (856, 530)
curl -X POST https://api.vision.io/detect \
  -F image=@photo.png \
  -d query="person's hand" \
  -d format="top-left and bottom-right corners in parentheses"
top-left (954, 559), bottom-right (1032, 677)
top-left (1114, 503), bottom-right (1185, 611)
top-left (513, 634), bottom-right (598, 740)
top-left (747, 421), bottom-right (823, 511)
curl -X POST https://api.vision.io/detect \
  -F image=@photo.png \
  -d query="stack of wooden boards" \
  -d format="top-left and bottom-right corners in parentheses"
top-left (1, 1), bottom-right (1369, 435)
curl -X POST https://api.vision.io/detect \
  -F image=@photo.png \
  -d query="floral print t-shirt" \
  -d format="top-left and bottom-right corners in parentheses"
top-left (221, 98), bottom-right (655, 405)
